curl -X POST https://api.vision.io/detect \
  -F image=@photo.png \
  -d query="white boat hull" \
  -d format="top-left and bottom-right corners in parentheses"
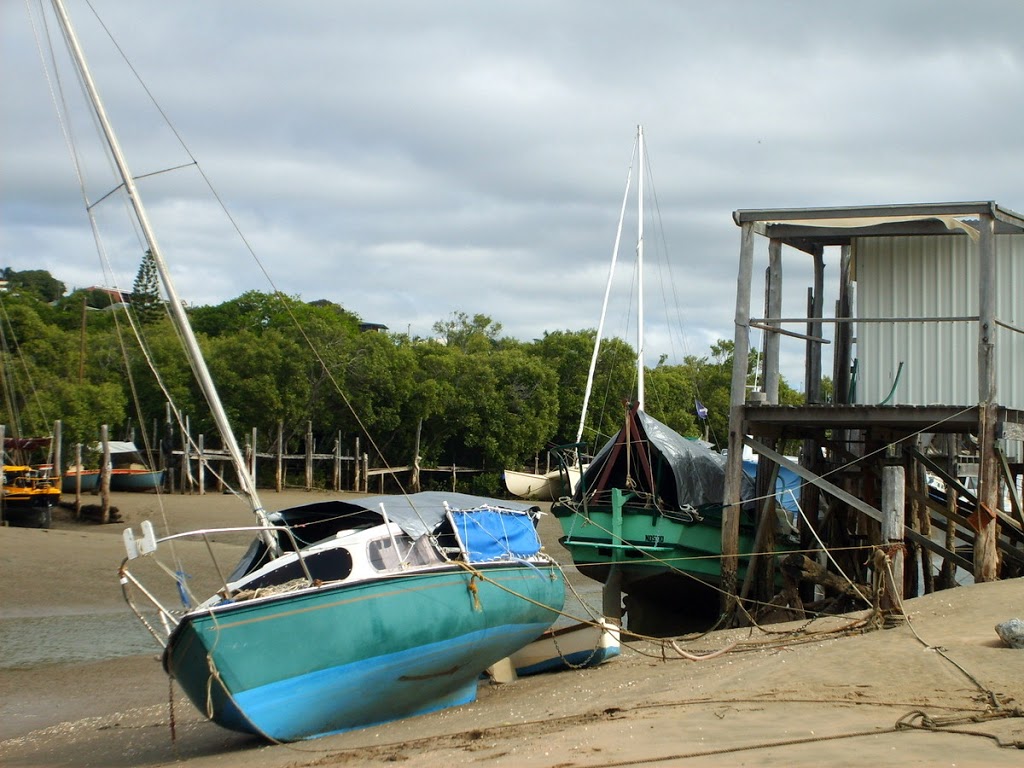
top-left (504, 467), bottom-right (581, 501)
top-left (509, 618), bottom-right (620, 676)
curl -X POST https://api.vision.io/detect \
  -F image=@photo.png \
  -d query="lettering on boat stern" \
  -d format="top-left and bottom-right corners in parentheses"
top-left (399, 664), bottom-right (463, 681)
top-left (644, 534), bottom-right (665, 545)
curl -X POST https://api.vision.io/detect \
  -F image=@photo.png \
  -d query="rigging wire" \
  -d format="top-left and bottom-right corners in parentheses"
top-left (40, 0), bottom-right (442, 534)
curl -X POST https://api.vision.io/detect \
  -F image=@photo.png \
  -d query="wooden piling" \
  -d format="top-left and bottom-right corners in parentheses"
top-left (722, 220), bottom-right (756, 614)
top-left (276, 421), bottom-right (283, 493)
top-left (881, 463), bottom-right (906, 615)
top-left (99, 425), bottom-right (110, 524)
top-left (975, 212), bottom-right (1000, 582)
top-left (197, 433), bottom-right (205, 495)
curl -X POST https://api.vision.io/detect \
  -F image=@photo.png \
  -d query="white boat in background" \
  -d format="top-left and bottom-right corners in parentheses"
top-left (504, 465), bottom-right (581, 501)
top-left (509, 618), bottom-right (620, 676)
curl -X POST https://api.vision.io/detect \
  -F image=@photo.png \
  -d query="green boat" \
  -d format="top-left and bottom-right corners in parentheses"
top-left (553, 404), bottom-right (793, 635)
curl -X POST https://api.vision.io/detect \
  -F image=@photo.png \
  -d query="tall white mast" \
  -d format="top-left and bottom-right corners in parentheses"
top-left (575, 151), bottom-right (634, 447)
top-left (636, 124), bottom-right (645, 410)
top-left (50, 0), bottom-right (277, 551)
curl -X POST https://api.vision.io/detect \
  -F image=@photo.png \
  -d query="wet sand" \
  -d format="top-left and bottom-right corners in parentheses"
top-left (1, 489), bottom-right (1022, 767)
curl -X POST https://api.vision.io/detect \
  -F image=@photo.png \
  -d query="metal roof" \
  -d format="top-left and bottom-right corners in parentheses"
top-left (732, 201), bottom-right (1024, 254)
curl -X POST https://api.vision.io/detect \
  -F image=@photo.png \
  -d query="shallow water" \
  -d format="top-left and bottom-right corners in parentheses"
top-left (0, 611), bottom-right (158, 669)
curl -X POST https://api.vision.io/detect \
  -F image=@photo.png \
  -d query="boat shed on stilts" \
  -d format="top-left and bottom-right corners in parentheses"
top-left (722, 201), bottom-right (1024, 621)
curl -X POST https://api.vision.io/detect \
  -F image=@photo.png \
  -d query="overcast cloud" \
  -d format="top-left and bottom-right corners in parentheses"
top-left (4, 1), bottom-right (1024, 387)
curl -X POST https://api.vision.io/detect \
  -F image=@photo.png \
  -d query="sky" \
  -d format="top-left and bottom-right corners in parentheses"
top-left (4, 0), bottom-right (1024, 388)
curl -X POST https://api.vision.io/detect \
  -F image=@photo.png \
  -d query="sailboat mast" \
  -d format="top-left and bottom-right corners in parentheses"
top-left (575, 156), bottom-right (634, 448)
top-left (50, 0), bottom-right (277, 548)
top-left (636, 124), bottom-right (645, 411)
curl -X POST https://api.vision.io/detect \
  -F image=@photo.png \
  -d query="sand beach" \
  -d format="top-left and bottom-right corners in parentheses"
top-left (1, 489), bottom-right (1022, 767)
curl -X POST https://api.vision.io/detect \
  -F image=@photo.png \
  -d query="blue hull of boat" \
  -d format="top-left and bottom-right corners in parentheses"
top-left (61, 472), bottom-right (100, 493)
top-left (110, 470), bottom-right (164, 491)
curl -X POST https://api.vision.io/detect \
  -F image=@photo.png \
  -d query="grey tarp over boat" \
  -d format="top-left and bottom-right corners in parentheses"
top-left (580, 410), bottom-right (753, 509)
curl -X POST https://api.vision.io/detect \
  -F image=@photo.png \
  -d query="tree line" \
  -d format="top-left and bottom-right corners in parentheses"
top-left (0, 267), bottom-right (802, 495)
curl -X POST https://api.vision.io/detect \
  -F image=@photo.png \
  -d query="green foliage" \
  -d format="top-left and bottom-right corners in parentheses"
top-left (190, 291), bottom-right (361, 338)
top-left (431, 311), bottom-right (503, 353)
top-left (130, 250), bottom-right (163, 325)
top-left (0, 271), bottom-right (816, 488)
top-left (527, 330), bottom-right (641, 455)
top-left (2, 268), bottom-right (65, 302)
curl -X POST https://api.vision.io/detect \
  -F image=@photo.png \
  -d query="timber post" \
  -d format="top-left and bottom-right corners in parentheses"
top-left (939, 434), bottom-right (959, 588)
top-left (181, 415), bottom-right (191, 494)
top-left (764, 239), bottom-right (782, 403)
top-left (197, 433), bottom-right (205, 495)
top-left (975, 211), bottom-right (999, 581)
top-left (880, 460), bottom-right (906, 616)
top-left (73, 442), bottom-right (83, 519)
top-left (412, 419), bottom-right (422, 493)
top-left (353, 437), bottom-right (361, 491)
top-left (53, 420), bottom-right (62, 484)
top-left (722, 220), bottom-right (756, 614)
top-left (333, 431), bottom-right (342, 491)
top-left (305, 421), bottom-right (314, 491)
top-left (833, 244), bottom-right (853, 403)
top-left (250, 427), bottom-right (258, 487)
top-left (99, 424), bottom-right (110, 523)
top-left (912, 442), bottom-right (932, 596)
top-left (276, 421), bottom-right (283, 492)
top-left (806, 250), bottom-right (824, 404)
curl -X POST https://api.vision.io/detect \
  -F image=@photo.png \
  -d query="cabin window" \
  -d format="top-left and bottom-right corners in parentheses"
top-left (368, 534), bottom-right (443, 571)
top-left (235, 546), bottom-right (353, 591)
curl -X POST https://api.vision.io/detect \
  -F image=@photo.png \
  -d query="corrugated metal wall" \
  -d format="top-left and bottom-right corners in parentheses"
top-left (854, 234), bottom-right (1023, 410)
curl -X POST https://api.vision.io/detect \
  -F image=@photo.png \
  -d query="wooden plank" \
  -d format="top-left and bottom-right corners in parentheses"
top-left (749, 321), bottom-right (830, 344)
top-left (365, 466), bottom-right (411, 477)
top-left (747, 438), bottom-right (974, 572)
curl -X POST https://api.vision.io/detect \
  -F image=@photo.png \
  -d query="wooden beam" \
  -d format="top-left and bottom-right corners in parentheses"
top-left (749, 322), bottom-right (830, 344)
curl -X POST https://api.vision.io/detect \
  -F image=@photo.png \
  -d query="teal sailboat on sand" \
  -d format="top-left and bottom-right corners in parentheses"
top-left (44, 0), bottom-right (563, 741)
top-left (126, 493), bottom-right (564, 740)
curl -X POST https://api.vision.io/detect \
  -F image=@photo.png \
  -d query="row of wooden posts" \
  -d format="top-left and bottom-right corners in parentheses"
top-left (167, 421), bottom-right (482, 496)
top-left (58, 419), bottom-right (484, 507)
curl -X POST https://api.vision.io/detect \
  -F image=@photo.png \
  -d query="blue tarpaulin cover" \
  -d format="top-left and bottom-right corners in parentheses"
top-left (451, 508), bottom-right (542, 562)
